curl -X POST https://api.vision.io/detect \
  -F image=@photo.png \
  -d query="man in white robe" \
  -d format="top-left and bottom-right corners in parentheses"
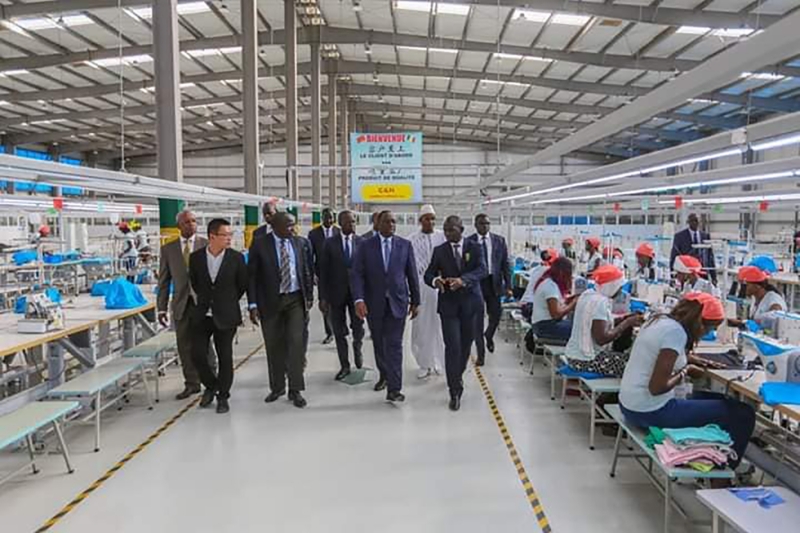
top-left (408, 205), bottom-right (446, 379)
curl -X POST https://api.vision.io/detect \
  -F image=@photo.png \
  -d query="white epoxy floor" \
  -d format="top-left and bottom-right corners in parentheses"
top-left (1, 312), bottom-right (705, 532)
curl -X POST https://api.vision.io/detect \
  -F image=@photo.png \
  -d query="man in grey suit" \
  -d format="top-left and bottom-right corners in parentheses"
top-left (157, 210), bottom-right (215, 400)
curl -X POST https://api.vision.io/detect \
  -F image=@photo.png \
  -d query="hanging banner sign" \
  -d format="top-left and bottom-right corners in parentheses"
top-left (674, 196), bottom-right (683, 210)
top-left (350, 132), bottom-right (422, 203)
top-left (53, 197), bottom-right (64, 211)
top-left (759, 201), bottom-right (769, 212)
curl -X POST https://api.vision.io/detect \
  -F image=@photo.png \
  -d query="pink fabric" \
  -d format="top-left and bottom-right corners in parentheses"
top-left (654, 439), bottom-right (729, 468)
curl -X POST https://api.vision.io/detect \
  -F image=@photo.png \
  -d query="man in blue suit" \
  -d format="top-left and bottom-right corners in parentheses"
top-left (466, 214), bottom-right (511, 366)
top-left (351, 211), bottom-right (421, 402)
top-left (670, 212), bottom-right (717, 284)
top-left (424, 215), bottom-right (487, 411)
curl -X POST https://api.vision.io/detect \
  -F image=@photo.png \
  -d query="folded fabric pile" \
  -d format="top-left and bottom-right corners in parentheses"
top-left (645, 425), bottom-right (736, 472)
top-left (729, 487), bottom-right (786, 509)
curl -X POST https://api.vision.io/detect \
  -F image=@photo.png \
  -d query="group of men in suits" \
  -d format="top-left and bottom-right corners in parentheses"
top-left (157, 205), bottom-right (511, 413)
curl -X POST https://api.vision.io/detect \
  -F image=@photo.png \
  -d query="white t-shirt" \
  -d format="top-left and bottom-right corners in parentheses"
top-left (751, 291), bottom-right (787, 322)
top-left (682, 276), bottom-right (720, 297)
top-left (586, 252), bottom-right (602, 274)
top-left (565, 291), bottom-right (613, 361)
top-left (620, 316), bottom-right (688, 413)
top-left (532, 278), bottom-right (563, 324)
top-left (521, 265), bottom-right (547, 304)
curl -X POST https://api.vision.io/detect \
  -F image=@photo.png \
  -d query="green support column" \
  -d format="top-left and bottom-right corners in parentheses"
top-left (159, 198), bottom-right (185, 245)
top-left (312, 210), bottom-right (321, 229)
top-left (244, 205), bottom-right (259, 249)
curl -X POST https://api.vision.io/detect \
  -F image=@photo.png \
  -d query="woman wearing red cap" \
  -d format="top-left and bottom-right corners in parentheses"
top-left (584, 237), bottom-right (603, 276)
top-left (565, 265), bottom-right (644, 376)
top-left (620, 293), bottom-right (755, 473)
top-left (728, 266), bottom-right (787, 329)
top-left (530, 257), bottom-right (578, 342)
top-left (634, 242), bottom-right (657, 282)
top-left (520, 249), bottom-right (559, 305)
top-left (561, 238), bottom-right (577, 261)
top-left (673, 254), bottom-right (718, 296)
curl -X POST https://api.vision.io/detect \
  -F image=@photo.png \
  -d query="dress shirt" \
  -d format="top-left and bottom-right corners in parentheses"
top-left (323, 226), bottom-right (333, 240)
top-left (180, 235), bottom-right (196, 252)
top-left (275, 237), bottom-right (300, 293)
top-left (205, 248), bottom-right (226, 316)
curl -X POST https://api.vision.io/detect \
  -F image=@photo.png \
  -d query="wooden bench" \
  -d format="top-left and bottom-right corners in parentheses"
top-left (606, 404), bottom-right (735, 533)
top-left (123, 330), bottom-right (178, 402)
top-left (46, 358), bottom-right (153, 452)
top-left (0, 401), bottom-right (79, 487)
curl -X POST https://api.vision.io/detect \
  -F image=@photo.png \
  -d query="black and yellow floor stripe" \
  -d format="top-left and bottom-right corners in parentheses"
top-left (35, 343), bottom-right (264, 533)
top-left (474, 365), bottom-right (553, 533)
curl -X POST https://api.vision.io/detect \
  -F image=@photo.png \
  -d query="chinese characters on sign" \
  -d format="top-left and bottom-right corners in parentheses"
top-left (350, 132), bottom-right (423, 203)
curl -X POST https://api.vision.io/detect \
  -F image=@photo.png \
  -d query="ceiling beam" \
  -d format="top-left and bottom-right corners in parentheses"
top-left (468, 8), bottom-right (800, 192)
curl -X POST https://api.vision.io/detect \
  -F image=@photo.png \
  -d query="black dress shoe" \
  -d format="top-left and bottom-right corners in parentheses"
top-left (288, 391), bottom-right (307, 408)
top-left (354, 352), bottom-right (364, 369)
top-left (335, 368), bottom-right (352, 381)
top-left (199, 389), bottom-right (215, 408)
top-left (486, 338), bottom-right (495, 353)
top-left (374, 378), bottom-right (387, 392)
top-left (264, 390), bottom-right (286, 403)
top-left (386, 391), bottom-right (405, 403)
top-left (216, 397), bottom-right (230, 414)
top-left (176, 386), bottom-right (201, 400)
top-left (449, 395), bottom-right (461, 411)
top-left (322, 335), bottom-right (334, 345)
top-left (475, 357), bottom-right (485, 367)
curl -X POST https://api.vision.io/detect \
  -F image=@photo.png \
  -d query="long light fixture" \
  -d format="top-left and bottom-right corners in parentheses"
top-left (87, 54), bottom-right (153, 69)
top-left (657, 192), bottom-right (800, 206)
top-left (126, 2), bottom-right (211, 20)
top-left (0, 196), bottom-right (157, 214)
top-left (397, 45), bottom-right (459, 54)
top-left (483, 147), bottom-right (745, 204)
top-left (525, 170), bottom-right (798, 205)
top-left (750, 133), bottom-right (800, 152)
top-left (492, 52), bottom-right (553, 63)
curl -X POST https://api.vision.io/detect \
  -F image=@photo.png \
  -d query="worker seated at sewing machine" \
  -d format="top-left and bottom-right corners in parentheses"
top-left (673, 254), bottom-right (720, 297)
top-left (728, 265), bottom-right (788, 332)
top-left (634, 243), bottom-right (657, 282)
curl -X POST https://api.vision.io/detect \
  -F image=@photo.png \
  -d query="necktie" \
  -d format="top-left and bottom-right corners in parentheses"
top-left (383, 238), bottom-right (391, 272)
top-left (182, 240), bottom-right (191, 268)
top-left (344, 236), bottom-right (351, 266)
top-left (453, 243), bottom-right (462, 270)
top-left (280, 239), bottom-right (292, 293)
top-left (481, 236), bottom-right (489, 268)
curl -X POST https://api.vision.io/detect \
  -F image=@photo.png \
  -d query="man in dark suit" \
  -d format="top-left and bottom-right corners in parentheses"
top-left (360, 210), bottom-right (384, 239)
top-left (351, 211), bottom-right (421, 402)
top-left (319, 210), bottom-right (364, 380)
top-left (187, 218), bottom-right (248, 414)
top-left (308, 207), bottom-right (340, 345)
top-left (248, 212), bottom-right (315, 408)
top-left (466, 213), bottom-right (511, 366)
top-left (424, 215), bottom-right (487, 411)
top-left (252, 200), bottom-right (278, 240)
top-left (670, 212), bottom-right (717, 283)
top-left (157, 209), bottom-right (213, 400)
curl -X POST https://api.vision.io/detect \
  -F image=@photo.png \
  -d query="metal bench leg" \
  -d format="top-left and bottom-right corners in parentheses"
top-left (664, 477), bottom-right (672, 533)
top-left (95, 391), bottom-right (102, 452)
top-left (610, 426), bottom-right (624, 478)
top-left (141, 368), bottom-right (154, 410)
top-left (550, 357), bottom-right (556, 401)
top-left (589, 389), bottom-right (597, 450)
top-left (52, 420), bottom-right (74, 474)
top-left (25, 434), bottom-right (39, 474)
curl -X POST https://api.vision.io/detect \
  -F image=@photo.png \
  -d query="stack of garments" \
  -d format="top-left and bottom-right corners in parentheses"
top-left (644, 425), bottom-right (736, 472)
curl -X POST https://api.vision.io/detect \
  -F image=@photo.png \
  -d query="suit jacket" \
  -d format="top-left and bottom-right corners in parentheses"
top-left (423, 240), bottom-right (486, 317)
top-left (252, 224), bottom-right (270, 240)
top-left (187, 247), bottom-right (248, 330)
top-left (466, 232), bottom-right (511, 294)
top-left (308, 225), bottom-right (341, 277)
top-left (670, 228), bottom-right (717, 282)
top-left (350, 234), bottom-right (421, 319)
top-left (157, 235), bottom-right (207, 321)
top-left (247, 232), bottom-right (314, 317)
top-left (361, 229), bottom-right (379, 240)
top-left (319, 233), bottom-right (363, 306)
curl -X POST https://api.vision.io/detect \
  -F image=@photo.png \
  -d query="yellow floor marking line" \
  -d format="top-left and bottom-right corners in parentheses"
top-left (474, 365), bottom-right (553, 533)
top-left (34, 343), bottom-right (264, 533)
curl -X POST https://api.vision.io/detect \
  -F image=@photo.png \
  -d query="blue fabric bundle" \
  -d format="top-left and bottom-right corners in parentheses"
top-left (14, 287), bottom-right (62, 314)
top-left (12, 250), bottom-right (37, 265)
top-left (104, 279), bottom-right (147, 309)
top-left (759, 382), bottom-right (800, 406)
top-left (729, 487), bottom-right (785, 509)
top-left (91, 280), bottom-right (113, 297)
top-left (557, 365), bottom-right (604, 380)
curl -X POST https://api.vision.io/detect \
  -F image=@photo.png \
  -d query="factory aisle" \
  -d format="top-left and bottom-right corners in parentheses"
top-left (3, 315), bottom-right (699, 532)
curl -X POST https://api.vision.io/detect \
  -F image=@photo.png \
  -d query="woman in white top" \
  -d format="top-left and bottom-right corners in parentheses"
top-left (531, 257), bottom-right (578, 343)
top-left (634, 242), bottom-right (657, 282)
top-left (565, 265), bottom-right (644, 376)
top-left (584, 237), bottom-right (603, 276)
top-left (118, 221), bottom-right (138, 282)
top-left (728, 266), bottom-right (787, 329)
top-left (619, 292), bottom-right (755, 472)
top-left (521, 248), bottom-right (558, 305)
top-left (673, 254), bottom-right (718, 296)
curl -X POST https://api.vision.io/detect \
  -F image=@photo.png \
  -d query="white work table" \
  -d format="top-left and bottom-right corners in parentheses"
top-left (697, 487), bottom-right (800, 533)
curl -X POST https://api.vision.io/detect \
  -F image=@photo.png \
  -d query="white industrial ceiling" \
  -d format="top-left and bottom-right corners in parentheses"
top-left (0, 0), bottom-right (799, 163)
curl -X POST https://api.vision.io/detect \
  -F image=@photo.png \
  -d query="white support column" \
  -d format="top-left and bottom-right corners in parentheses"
top-left (339, 83), bottom-right (349, 209)
top-left (285, 0), bottom-right (299, 200)
top-left (242, 0), bottom-right (261, 195)
top-left (310, 34), bottom-right (322, 205)
top-left (327, 72), bottom-right (338, 207)
top-left (153, 0), bottom-right (183, 182)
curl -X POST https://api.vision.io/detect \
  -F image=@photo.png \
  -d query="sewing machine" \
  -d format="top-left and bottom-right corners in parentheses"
top-left (776, 312), bottom-right (800, 345)
top-left (17, 293), bottom-right (65, 334)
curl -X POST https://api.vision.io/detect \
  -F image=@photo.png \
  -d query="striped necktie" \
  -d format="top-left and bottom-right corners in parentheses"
top-left (280, 239), bottom-right (292, 293)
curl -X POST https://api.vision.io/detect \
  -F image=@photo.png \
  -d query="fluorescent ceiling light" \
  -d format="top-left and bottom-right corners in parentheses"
top-left (750, 133), bottom-right (800, 152)
top-left (435, 3), bottom-right (471, 16)
top-left (492, 52), bottom-right (553, 63)
top-left (0, 69), bottom-right (29, 76)
top-left (640, 148), bottom-right (743, 174)
top-left (741, 72), bottom-right (786, 81)
top-left (657, 192), bottom-right (800, 206)
top-left (676, 26), bottom-right (710, 35)
top-left (88, 54), bottom-right (153, 68)
top-left (127, 2), bottom-right (210, 19)
top-left (480, 79), bottom-right (528, 88)
top-left (398, 45), bottom-right (458, 54)
top-left (14, 14), bottom-right (93, 31)
top-left (713, 28), bottom-right (754, 38)
top-left (512, 9), bottom-right (550, 23)
top-left (689, 98), bottom-right (719, 105)
top-left (0, 100), bottom-right (10, 106)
